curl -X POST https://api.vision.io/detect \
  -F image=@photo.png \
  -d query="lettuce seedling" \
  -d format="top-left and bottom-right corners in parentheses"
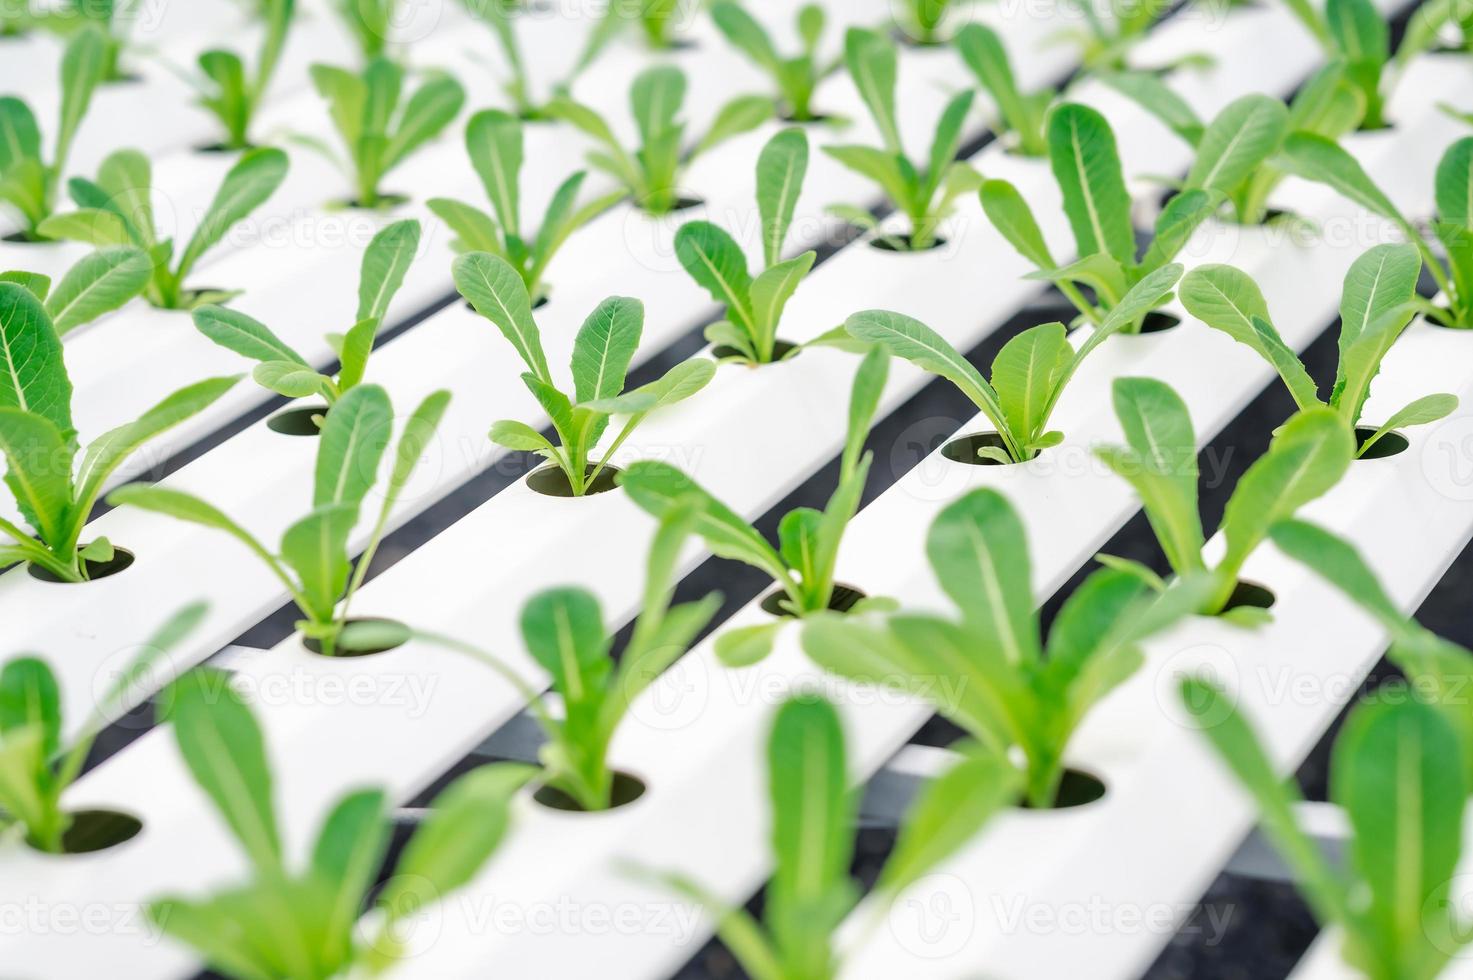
top-left (192, 219), bottom-right (421, 415)
top-left (354, 506), bottom-right (723, 812)
top-left (547, 65), bottom-right (772, 216)
top-left (0, 26), bottom-right (106, 240)
top-left (0, 603), bottom-right (204, 853)
top-left (109, 385), bottom-right (449, 655)
top-left (823, 28), bottom-right (980, 250)
top-left (39, 147), bottom-right (289, 310)
top-left (0, 278), bottom-right (237, 582)
top-left (332, 0), bottom-right (400, 60)
top-left (1182, 680), bottom-right (1470, 980)
top-left (618, 347), bottom-right (892, 666)
top-left (1403, 0), bottom-right (1473, 54)
top-left (955, 23), bottom-right (1055, 157)
top-left (151, 666), bottom-right (532, 978)
top-left (307, 58), bottom-right (466, 208)
top-left (981, 103), bottom-right (1218, 330)
top-left (803, 489), bottom-right (1210, 807)
top-left (1274, 133), bottom-right (1473, 329)
top-left (641, 693), bottom-right (1019, 979)
top-left (1096, 377), bottom-right (1354, 622)
top-left (1182, 243), bottom-right (1458, 456)
top-left (578, 0), bottom-right (687, 57)
top-left (896, 0), bottom-right (972, 45)
top-left (1101, 67), bottom-right (1364, 224)
top-left (1269, 517), bottom-right (1473, 779)
top-left (428, 111), bottom-right (621, 305)
top-left (675, 129), bottom-right (819, 365)
top-left (712, 2), bottom-right (837, 123)
top-left (194, 0), bottom-right (295, 151)
top-left (847, 263), bottom-right (1182, 464)
top-left (455, 252), bottom-right (715, 496)
top-left (45, 0), bottom-right (134, 81)
top-left (456, 0), bottom-right (570, 120)
top-left (1061, 0), bottom-right (1178, 70)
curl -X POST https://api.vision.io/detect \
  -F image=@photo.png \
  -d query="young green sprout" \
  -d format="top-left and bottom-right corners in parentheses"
top-left (1274, 133), bottom-right (1473, 329)
top-left (955, 23), bottom-right (1056, 157)
top-left (332, 0), bottom-right (400, 60)
top-left (109, 385), bottom-right (450, 656)
top-left (39, 147), bottom-right (289, 310)
top-left (47, 0), bottom-right (134, 81)
top-left (1062, 0), bottom-right (1178, 70)
top-left (546, 65), bottom-right (772, 216)
top-left (1096, 378), bottom-right (1355, 623)
top-left (0, 26), bottom-right (106, 240)
top-left (1100, 69), bottom-right (1364, 224)
top-left (151, 667), bottom-right (532, 978)
top-left (1182, 681), bottom-right (1471, 980)
top-left (639, 692), bottom-right (1020, 980)
top-left (824, 28), bottom-right (980, 250)
top-left (0, 272), bottom-right (238, 582)
top-left (0, 603), bottom-right (205, 854)
top-left (675, 128), bottom-right (818, 365)
top-left (618, 347), bottom-right (892, 666)
top-left (895, 0), bottom-right (972, 45)
top-left (803, 488), bottom-right (1210, 809)
top-left (981, 102), bottom-right (1221, 331)
top-left (351, 506), bottom-right (722, 812)
top-left (455, 0), bottom-right (568, 120)
top-left (307, 58), bottom-right (466, 208)
top-left (428, 111), bottom-right (622, 306)
top-left (1404, 0), bottom-right (1473, 54)
top-left (1181, 243), bottom-right (1458, 456)
top-left (455, 252), bottom-right (716, 496)
top-left (580, 0), bottom-right (688, 55)
top-left (192, 219), bottom-right (421, 420)
top-left (194, 0), bottom-right (295, 151)
top-left (846, 263), bottom-right (1182, 464)
top-left (712, 2), bottom-right (837, 123)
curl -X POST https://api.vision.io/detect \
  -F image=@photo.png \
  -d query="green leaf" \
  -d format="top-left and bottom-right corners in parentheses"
top-left (674, 221), bottom-right (754, 332)
top-left (334, 317), bottom-right (378, 393)
top-left (1338, 242), bottom-right (1420, 353)
top-left (383, 72), bottom-right (465, 173)
top-left (844, 28), bottom-right (900, 153)
top-left (713, 2), bottom-right (780, 68)
top-left (926, 489), bottom-right (1040, 663)
top-left (1098, 377), bottom-right (1205, 576)
top-left (56, 26), bottom-right (106, 171)
top-left (1220, 407), bottom-right (1353, 583)
top-left (694, 95), bottom-right (772, 158)
top-left (453, 251), bottom-right (550, 383)
top-left (175, 148), bottom-right (289, 284)
top-left (520, 587), bottom-right (611, 737)
top-left (1185, 95), bottom-right (1289, 193)
top-left (749, 251), bottom-right (813, 351)
top-left (94, 149), bottom-right (154, 245)
top-left (1436, 137), bottom-right (1473, 229)
top-left (0, 97), bottom-right (40, 174)
top-left (192, 305), bottom-right (306, 366)
top-left (426, 198), bottom-right (502, 254)
top-left (957, 24), bottom-right (1033, 147)
top-left (1361, 394), bottom-right (1458, 452)
top-left (35, 208), bottom-right (134, 249)
top-left (163, 668), bottom-right (281, 872)
top-left (106, 484), bottom-right (281, 577)
top-left (0, 271), bottom-right (50, 301)
top-left (570, 296), bottom-right (642, 404)
top-left (924, 90), bottom-right (975, 204)
top-left (630, 65), bottom-right (686, 145)
top-left (766, 694), bottom-right (857, 976)
top-left (843, 346), bottom-right (888, 478)
top-left (253, 361), bottom-right (329, 399)
top-left (280, 503), bottom-right (357, 623)
top-left (756, 128), bottom-right (809, 268)
top-left (464, 109), bottom-right (522, 237)
top-left (1139, 188), bottom-right (1219, 274)
top-left (1327, 0), bottom-right (1389, 69)
top-left (0, 408), bottom-right (74, 547)
top-left (1098, 70), bottom-right (1204, 144)
top-left (991, 322), bottom-right (1069, 447)
top-left (1276, 133), bottom-right (1405, 226)
top-left (0, 283), bottom-right (73, 437)
top-left (357, 218), bottom-right (420, 323)
top-left (44, 246), bottom-right (150, 334)
top-left (714, 620), bottom-right (787, 668)
top-left (310, 787), bottom-right (389, 968)
top-left (1047, 103), bottom-right (1136, 265)
top-left (0, 656), bottom-right (61, 763)
top-left (313, 383), bottom-right (392, 511)
top-left (580, 358), bottom-right (715, 415)
top-left (979, 178), bottom-right (1056, 270)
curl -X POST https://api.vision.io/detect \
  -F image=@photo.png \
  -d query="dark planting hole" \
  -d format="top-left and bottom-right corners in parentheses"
top-left (336, 193), bottom-right (411, 211)
top-left (941, 432), bottom-right (1018, 467)
top-left (466, 293), bottom-right (548, 314)
top-left (1220, 580), bottom-right (1277, 615)
top-left (526, 463), bottom-right (622, 497)
top-left (760, 583), bottom-right (868, 618)
top-left (28, 809), bottom-right (143, 854)
top-left (303, 617), bottom-right (410, 657)
top-left (870, 235), bottom-right (947, 253)
top-left (1425, 307), bottom-right (1464, 330)
top-left (177, 288), bottom-right (230, 307)
top-left (779, 110), bottom-right (837, 125)
top-left (1355, 427), bottom-right (1409, 459)
top-left (533, 771), bottom-right (647, 812)
top-left (28, 548), bottom-right (135, 583)
top-left (3, 229), bottom-right (40, 243)
top-left (195, 142), bottom-right (252, 154)
top-left (267, 404), bottom-right (329, 436)
top-left (1020, 770), bottom-right (1107, 811)
top-left (1132, 311), bottom-right (1181, 335)
top-left (637, 194), bottom-right (704, 216)
top-left (711, 339), bottom-right (799, 363)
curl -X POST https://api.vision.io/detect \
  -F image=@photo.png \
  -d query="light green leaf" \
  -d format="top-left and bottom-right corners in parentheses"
top-left (176, 148), bottom-right (289, 284)
top-left (453, 251), bottom-right (550, 382)
top-left (356, 218), bottom-right (420, 323)
top-left (570, 296), bottom-right (642, 404)
top-left (44, 246), bottom-right (150, 334)
top-left (1185, 95), bottom-right (1289, 193)
top-left (193, 305), bottom-right (306, 366)
top-left (756, 128), bottom-right (809, 268)
top-left (313, 383), bottom-right (392, 511)
top-left (1047, 103), bottom-right (1136, 265)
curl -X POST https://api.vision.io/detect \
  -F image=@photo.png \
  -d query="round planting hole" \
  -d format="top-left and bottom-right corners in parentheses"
top-left (636, 194), bottom-right (704, 216)
top-left (1019, 769), bottom-right (1107, 811)
top-left (1220, 580), bottom-right (1277, 615)
top-left (303, 617), bottom-right (411, 658)
top-left (525, 463), bottom-right (622, 497)
top-left (194, 142), bottom-right (252, 154)
top-left (711, 339), bottom-right (799, 363)
top-left (941, 432), bottom-right (1018, 467)
top-left (870, 235), bottom-right (947, 254)
top-left (28, 548), bottom-right (136, 584)
top-left (267, 404), bottom-right (329, 436)
top-left (466, 293), bottom-right (549, 314)
top-left (335, 193), bottom-right (411, 211)
top-left (28, 809), bottom-right (143, 854)
top-left (779, 110), bottom-right (837, 125)
top-left (1355, 427), bottom-right (1409, 460)
top-left (533, 771), bottom-right (647, 812)
top-left (760, 583), bottom-right (868, 618)
top-left (3, 229), bottom-right (41, 244)
top-left (1134, 311), bottom-right (1181, 335)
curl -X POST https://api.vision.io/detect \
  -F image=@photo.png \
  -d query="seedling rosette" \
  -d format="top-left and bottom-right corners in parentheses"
top-left (956, 22), bottom-right (1057, 157)
top-left (712, 1), bottom-right (839, 123)
top-left (456, 252), bottom-right (716, 497)
top-left (193, 0), bottom-right (295, 151)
